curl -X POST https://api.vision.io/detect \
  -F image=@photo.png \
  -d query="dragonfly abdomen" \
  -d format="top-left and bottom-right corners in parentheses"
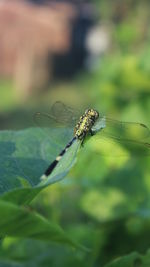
top-left (41, 136), bottom-right (76, 180)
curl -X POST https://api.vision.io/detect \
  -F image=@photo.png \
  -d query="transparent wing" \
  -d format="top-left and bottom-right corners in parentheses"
top-left (34, 101), bottom-right (79, 127)
top-left (101, 117), bottom-right (150, 141)
top-left (48, 101), bottom-right (80, 125)
top-left (92, 117), bottom-right (150, 157)
top-left (33, 114), bottom-right (74, 152)
top-left (33, 102), bottom-right (78, 152)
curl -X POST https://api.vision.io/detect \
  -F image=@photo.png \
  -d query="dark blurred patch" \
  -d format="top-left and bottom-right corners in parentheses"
top-left (51, 1), bottom-right (96, 78)
top-left (133, 258), bottom-right (142, 267)
top-left (0, 0), bottom-right (98, 97)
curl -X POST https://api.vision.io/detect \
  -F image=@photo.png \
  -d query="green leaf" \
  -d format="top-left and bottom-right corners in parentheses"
top-left (0, 128), bottom-right (88, 250)
top-left (104, 250), bottom-right (150, 267)
top-left (0, 199), bottom-right (85, 251)
top-left (39, 137), bottom-right (80, 187)
top-left (0, 238), bottom-right (87, 267)
top-left (0, 128), bottom-right (80, 203)
top-left (1, 188), bottom-right (42, 205)
top-left (0, 262), bottom-right (21, 267)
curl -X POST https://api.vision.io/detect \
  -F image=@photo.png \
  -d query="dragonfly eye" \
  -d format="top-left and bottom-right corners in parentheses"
top-left (85, 109), bottom-right (99, 119)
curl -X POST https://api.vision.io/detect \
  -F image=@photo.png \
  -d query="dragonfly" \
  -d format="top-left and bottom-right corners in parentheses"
top-left (34, 101), bottom-right (150, 181)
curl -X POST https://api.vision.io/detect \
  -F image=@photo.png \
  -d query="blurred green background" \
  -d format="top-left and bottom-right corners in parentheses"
top-left (0, 0), bottom-right (150, 266)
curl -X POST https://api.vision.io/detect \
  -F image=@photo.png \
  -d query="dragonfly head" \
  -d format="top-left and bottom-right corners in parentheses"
top-left (85, 108), bottom-right (99, 120)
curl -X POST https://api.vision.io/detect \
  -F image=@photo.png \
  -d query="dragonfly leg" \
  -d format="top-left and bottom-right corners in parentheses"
top-left (90, 129), bottom-right (96, 136)
top-left (81, 139), bottom-right (85, 147)
top-left (81, 135), bottom-right (87, 147)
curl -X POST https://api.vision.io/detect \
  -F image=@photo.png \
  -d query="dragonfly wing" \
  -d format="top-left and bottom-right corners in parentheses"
top-left (34, 111), bottom-right (54, 128)
top-left (92, 117), bottom-right (150, 157)
top-left (103, 118), bottom-right (150, 141)
top-left (49, 101), bottom-right (80, 126)
top-left (33, 111), bottom-right (74, 152)
top-left (33, 101), bottom-right (82, 149)
top-left (33, 102), bottom-right (80, 137)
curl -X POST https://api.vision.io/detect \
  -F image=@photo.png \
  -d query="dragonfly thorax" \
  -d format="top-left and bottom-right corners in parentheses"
top-left (74, 108), bottom-right (99, 140)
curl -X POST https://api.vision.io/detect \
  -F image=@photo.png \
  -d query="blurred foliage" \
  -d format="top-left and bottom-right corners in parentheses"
top-left (0, 0), bottom-right (150, 266)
